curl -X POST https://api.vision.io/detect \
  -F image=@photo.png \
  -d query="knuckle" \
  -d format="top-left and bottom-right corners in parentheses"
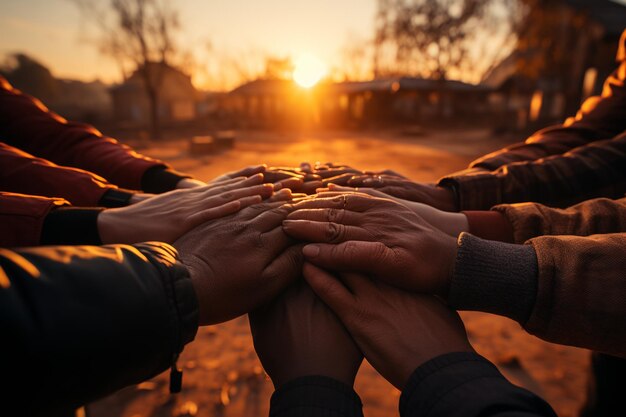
top-left (325, 222), bottom-right (345, 243)
top-left (339, 240), bottom-right (358, 258)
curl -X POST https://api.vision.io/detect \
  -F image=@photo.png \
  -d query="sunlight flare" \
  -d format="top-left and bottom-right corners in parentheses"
top-left (293, 54), bottom-right (327, 88)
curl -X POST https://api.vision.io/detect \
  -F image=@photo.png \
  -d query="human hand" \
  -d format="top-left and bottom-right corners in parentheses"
top-left (176, 178), bottom-right (209, 189)
top-left (318, 185), bottom-right (468, 237)
top-left (209, 164), bottom-right (267, 183)
top-left (304, 264), bottom-right (472, 389)
top-left (249, 280), bottom-right (363, 388)
top-left (296, 162), bottom-right (364, 187)
top-left (282, 194), bottom-right (458, 296)
top-left (347, 175), bottom-right (457, 212)
top-left (174, 199), bottom-right (303, 325)
top-left (98, 174), bottom-right (273, 245)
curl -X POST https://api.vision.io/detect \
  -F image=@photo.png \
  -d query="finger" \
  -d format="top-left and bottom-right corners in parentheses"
top-left (274, 177), bottom-right (304, 191)
top-left (259, 244), bottom-right (304, 299)
top-left (230, 164), bottom-right (267, 178)
top-left (314, 191), bottom-right (377, 200)
top-left (250, 202), bottom-right (299, 231)
top-left (264, 169), bottom-right (304, 183)
top-left (259, 226), bottom-right (294, 258)
top-left (316, 169), bottom-right (360, 179)
top-left (300, 162), bottom-right (313, 173)
top-left (290, 194), bottom-right (376, 212)
top-left (346, 175), bottom-right (374, 187)
top-left (285, 208), bottom-right (363, 226)
top-left (206, 176), bottom-right (248, 187)
top-left (323, 187), bottom-right (388, 200)
top-left (326, 184), bottom-right (355, 192)
top-left (300, 241), bottom-right (394, 276)
top-left (322, 173), bottom-right (355, 186)
top-left (209, 183), bottom-right (274, 205)
top-left (337, 272), bottom-right (373, 295)
top-left (239, 200), bottom-right (292, 221)
top-left (282, 220), bottom-right (371, 243)
top-left (303, 263), bottom-right (356, 317)
top-left (266, 188), bottom-right (293, 202)
top-left (298, 181), bottom-right (324, 195)
top-left (186, 199), bottom-right (242, 226)
top-left (237, 194), bottom-right (265, 209)
top-left (205, 173), bottom-right (265, 196)
top-left (303, 173), bottom-right (323, 182)
top-left (210, 164), bottom-right (266, 183)
top-left (364, 169), bottom-right (406, 179)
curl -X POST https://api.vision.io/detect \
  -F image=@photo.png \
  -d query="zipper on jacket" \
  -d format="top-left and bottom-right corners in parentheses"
top-left (170, 353), bottom-right (183, 393)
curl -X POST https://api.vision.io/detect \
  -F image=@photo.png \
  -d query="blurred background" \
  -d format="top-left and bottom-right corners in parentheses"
top-left (2, 1), bottom-right (624, 416)
top-left (2, 0), bottom-right (625, 137)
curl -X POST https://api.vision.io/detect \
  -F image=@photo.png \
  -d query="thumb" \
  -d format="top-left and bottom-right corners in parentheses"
top-left (303, 263), bottom-right (355, 318)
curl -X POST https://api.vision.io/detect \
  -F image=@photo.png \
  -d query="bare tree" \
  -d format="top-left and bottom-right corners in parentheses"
top-left (70, 0), bottom-right (183, 139)
top-left (337, 34), bottom-right (375, 82)
top-left (373, 0), bottom-right (519, 83)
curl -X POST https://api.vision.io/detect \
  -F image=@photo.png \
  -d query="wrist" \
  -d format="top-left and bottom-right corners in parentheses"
top-left (438, 234), bottom-right (459, 298)
top-left (433, 186), bottom-right (457, 212)
top-left (97, 209), bottom-right (127, 244)
top-left (129, 193), bottom-right (154, 204)
top-left (176, 178), bottom-right (207, 189)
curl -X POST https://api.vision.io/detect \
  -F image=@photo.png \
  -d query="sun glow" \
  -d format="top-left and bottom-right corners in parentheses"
top-left (293, 54), bottom-right (327, 88)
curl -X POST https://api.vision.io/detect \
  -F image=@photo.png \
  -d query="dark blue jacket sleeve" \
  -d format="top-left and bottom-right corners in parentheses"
top-left (400, 352), bottom-right (557, 417)
top-left (0, 242), bottom-right (198, 415)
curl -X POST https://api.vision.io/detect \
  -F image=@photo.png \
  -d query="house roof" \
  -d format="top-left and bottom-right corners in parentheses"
top-left (111, 62), bottom-right (197, 97)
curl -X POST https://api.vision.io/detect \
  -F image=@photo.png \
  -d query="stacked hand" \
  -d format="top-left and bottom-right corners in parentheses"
top-left (162, 163), bottom-right (471, 395)
top-left (303, 264), bottom-right (472, 389)
top-left (250, 280), bottom-right (363, 388)
top-left (174, 199), bottom-right (303, 325)
top-left (317, 185), bottom-right (468, 237)
top-left (282, 193), bottom-right (459, 296)
top-left (98, 174), bottom-right (276, 244)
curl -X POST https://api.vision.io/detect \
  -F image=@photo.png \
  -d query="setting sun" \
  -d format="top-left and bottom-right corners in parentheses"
top-left (293, 54), bottom-right (327, 88)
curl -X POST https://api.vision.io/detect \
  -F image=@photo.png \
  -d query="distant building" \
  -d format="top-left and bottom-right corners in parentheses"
top-left (482, 0), bottom-right (626, 130)
top-left (223, 77), bottom-right (492, 129)
top-left (110, 63), bottom-right (201, 126)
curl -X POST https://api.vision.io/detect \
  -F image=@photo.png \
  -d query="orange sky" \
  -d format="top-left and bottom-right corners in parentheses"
top-left (0, 0), bottom-right (377, 90)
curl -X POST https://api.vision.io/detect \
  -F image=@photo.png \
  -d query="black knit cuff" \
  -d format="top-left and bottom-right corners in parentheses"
top-left (41, 207), bottom-right (104, 245)
top-left (449, 233), bottom-right (538, 324)
top-left (270, 375), bottom-right (363, 417)
top-left (98, 188), bottom-right (135, 208)
top-left (400, 352), bottom-right (501, 416)
top-left (141, 166), bottom-right (191, 194)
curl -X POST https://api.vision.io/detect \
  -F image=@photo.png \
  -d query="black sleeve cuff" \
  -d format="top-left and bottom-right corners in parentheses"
top-left (99, 188), bottom-right (135, 208)
top-left (449, 233), bottom-right (538, 325)
top-left (141, 166), bottom-right (191, 194)
top-left (270, 375), bottom-right (363, 417)
top-left (41, 207), bottom-right (104, 245)
top-left (400, 352), bottom-right (556, 417)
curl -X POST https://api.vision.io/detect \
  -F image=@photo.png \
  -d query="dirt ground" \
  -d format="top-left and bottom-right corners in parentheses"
top-left (90, 129), bottom-right (590, 417)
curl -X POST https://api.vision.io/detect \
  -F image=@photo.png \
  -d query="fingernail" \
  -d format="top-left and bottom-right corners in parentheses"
top-left (303, 244), bottom-right (320, 257)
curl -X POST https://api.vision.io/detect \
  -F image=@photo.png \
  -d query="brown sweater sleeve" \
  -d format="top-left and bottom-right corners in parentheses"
top-left (492, 196), bottom-right (626, 244)
top-left (525, 233), bottom-right (626, 358)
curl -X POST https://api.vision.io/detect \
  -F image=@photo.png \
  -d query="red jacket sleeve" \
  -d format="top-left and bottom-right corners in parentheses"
top-left (0, 76), bottom-right (168, 190)
top-left (0, 142), bottom-right (117, 206)
top-left (0, 192), bottom-right (69, 247)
